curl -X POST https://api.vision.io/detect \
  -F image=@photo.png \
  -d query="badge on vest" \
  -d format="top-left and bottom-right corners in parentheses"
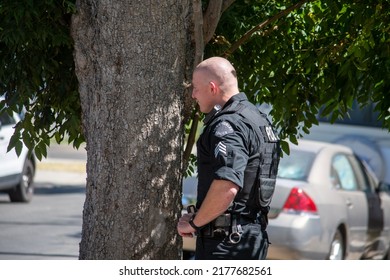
top-left (263, 126), bottom-right (279, 142)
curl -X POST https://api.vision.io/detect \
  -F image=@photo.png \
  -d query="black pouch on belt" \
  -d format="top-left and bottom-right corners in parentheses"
top-left (200, 213), bottom-right (231, 237)
top-left (213, 213), bottom-right (231, 228)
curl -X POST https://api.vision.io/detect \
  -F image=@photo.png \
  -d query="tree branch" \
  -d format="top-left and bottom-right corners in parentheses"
top-left (222, 0), bottom-right (236, 13)
top-left (223, 0), bottom-right (312, 58)
top-left (183, 105), bottom-right (200, 172)
top-left (183, 0), bottom-right (204, 173)
top-left (193, 0), bottom-right (204, 65)
top-left (203, 0), bottom-right (223, 44)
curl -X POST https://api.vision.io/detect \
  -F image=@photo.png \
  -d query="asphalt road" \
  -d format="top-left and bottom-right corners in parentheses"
top-left (0, 144), bottom-right (86, 260)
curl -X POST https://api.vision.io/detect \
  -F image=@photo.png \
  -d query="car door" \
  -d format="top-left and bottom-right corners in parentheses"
top-left (331, 153), bottom-right (368, 258)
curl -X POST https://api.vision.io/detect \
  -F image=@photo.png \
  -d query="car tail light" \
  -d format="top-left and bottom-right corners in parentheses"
top-left (282, 187), bottom-right (318, 214)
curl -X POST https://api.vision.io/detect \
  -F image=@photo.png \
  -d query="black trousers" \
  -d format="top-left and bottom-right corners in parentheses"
top-left (195, 223), bottom-right (269, 260)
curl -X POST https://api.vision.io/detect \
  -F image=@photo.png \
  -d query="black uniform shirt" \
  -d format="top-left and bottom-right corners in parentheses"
top-left (195, 92), bottom-right (275, 212)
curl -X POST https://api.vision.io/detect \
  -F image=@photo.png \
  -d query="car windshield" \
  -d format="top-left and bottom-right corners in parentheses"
top-left (277, 150), bottom-right (315, 180)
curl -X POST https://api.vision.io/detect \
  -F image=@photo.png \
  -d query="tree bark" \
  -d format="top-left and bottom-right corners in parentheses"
top-left (71, 0), bottom-right (192, 259)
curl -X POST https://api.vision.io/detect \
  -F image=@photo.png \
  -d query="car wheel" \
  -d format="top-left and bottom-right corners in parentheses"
top-left (328, 230), bottom-right (344, 260)
top-left (8, 158), bottom-right (35, 202)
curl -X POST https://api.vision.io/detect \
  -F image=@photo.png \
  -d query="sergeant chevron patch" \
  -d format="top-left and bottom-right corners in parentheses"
top-left (214, 142), bottom-right (227, 158)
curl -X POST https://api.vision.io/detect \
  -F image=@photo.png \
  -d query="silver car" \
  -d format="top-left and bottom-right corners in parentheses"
top-left (267, 139), bottom-right (390, 260)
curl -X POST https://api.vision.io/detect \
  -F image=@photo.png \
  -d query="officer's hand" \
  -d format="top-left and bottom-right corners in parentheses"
top-left (177, 214), bottom-right (196, 238)
top-left (180, 213), bottom-right (192, 223)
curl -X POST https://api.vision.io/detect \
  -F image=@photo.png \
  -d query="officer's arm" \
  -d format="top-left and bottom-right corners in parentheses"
top-left (191, 179), bottom-right (239, 228)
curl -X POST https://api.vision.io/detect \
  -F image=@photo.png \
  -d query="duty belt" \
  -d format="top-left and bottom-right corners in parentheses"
top-left (187, 205), bottom-right (264, 244)
top-left (201, 213), bottom-right (258, 243)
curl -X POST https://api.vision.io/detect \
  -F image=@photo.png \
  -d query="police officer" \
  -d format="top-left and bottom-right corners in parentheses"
top-left (177, 57), bottom-right (280, 259)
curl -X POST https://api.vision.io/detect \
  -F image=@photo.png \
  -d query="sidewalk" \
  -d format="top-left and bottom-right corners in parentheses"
top-left (37, 158), bottom-right (86, 173)
top-left (35, 161), bottom-right (87, 186)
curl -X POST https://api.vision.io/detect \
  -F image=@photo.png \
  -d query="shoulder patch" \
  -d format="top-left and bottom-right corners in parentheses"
top-left (214, 121), bottom-right (234, 137)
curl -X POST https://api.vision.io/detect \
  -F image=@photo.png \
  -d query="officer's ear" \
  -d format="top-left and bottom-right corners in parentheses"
top-left (210, 81), bottom-right (218, 95)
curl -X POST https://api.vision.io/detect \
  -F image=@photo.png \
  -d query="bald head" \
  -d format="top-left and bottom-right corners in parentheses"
top-left (194, 57), bottom-right (239, 96)
top-left (191, 57), bottom-right (240, 113)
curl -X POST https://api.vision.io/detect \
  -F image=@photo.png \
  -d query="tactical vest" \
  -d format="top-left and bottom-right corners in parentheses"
top-left (210, 100), bottom-right (280, 218)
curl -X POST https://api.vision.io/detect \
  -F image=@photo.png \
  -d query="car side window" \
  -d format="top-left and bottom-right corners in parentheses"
top-left (331, 154), bottom-right (358, 191)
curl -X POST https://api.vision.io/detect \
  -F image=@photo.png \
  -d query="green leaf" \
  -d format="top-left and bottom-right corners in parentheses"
top-left (280, 140), bottom-right (290, 156)
top-left (289, 134), bottom-right (298, 145)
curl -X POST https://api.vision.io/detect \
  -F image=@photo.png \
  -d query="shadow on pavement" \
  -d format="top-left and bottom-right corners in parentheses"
top-left (34, 184), bottom-right (86, 195)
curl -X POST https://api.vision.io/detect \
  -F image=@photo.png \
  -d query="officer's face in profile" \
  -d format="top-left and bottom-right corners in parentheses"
top-left (192, 70), bottom-right (216, 113)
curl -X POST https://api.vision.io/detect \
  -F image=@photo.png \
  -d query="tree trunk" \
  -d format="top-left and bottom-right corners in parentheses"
top-left (71, 0), bottom-right (193, 259)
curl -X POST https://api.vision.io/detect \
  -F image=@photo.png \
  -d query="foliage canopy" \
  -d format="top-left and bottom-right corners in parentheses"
top-left (1, 0), bottom-right (389, 160)
top-left (0, 0), bottom-right (81, 159)
top-left (206, 0), bottom-right (389, 153)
